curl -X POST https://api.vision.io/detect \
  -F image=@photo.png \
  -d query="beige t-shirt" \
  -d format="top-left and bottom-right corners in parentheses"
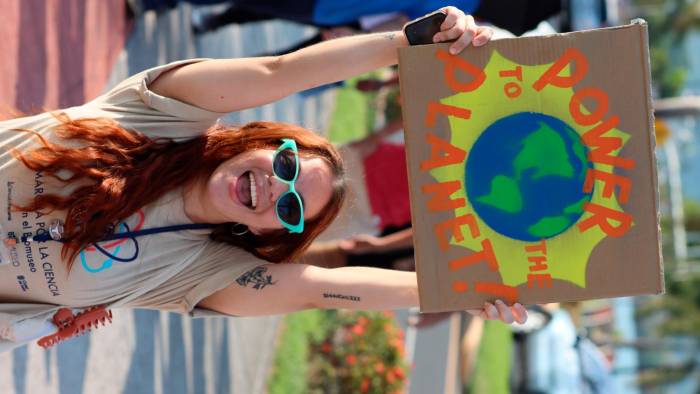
top-left (0, 60), bottom-right (266, 344)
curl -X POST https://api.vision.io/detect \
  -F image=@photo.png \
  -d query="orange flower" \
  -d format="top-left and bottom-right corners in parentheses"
top-left (374, 362), bottom-right (385, 374)
top-left (321, 342), bottom-right (332, 353)
top-left (346, 354), bottom-right (357, 365)
top-left (357, 316), bottom-right (369, 326)
top-left (360, 377), bottom-right (370, 393)
top-left (393, 366), bottom-right (406, 380)
top-left (352, 324), bottom-right (365, 336)
top-left (386, 371), bottom-right (396, 384)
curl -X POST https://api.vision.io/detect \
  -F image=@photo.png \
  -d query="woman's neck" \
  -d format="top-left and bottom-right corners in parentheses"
top-left (182, 180), bottom-right (213, 223)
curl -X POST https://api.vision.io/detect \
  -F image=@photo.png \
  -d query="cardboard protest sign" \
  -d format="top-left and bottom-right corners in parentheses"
top-left (398, 21), bottom-right (664, 312)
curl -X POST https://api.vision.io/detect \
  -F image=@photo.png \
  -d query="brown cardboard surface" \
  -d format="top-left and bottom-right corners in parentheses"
top-left (398, 21), bottom-right (664, 312)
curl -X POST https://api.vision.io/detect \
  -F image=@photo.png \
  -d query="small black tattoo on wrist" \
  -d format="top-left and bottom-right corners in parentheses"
top-left (323, 293), bottom-right (361, 302)
top-left (236, 267), bottom-right (276, 290)
top-left (384, 32), bottom-right (396, 41)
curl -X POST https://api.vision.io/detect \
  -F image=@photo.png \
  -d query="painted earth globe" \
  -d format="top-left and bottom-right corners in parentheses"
top-left (465, 112), bottom-right (593, 241)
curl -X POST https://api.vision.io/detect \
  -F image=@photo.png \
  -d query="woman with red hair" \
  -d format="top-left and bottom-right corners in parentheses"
top-left (0, 7), bottom-right (525, 351)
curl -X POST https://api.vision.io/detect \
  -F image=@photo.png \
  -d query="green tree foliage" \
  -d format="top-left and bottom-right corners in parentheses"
top-left (638, 272), bottom-right (700, 337)
top-left (637, 0), bottom-right (700, 97)
top-left (268, 310), bottom-right (409, 394)
top-left (663, 273), bottom-right (700, 335)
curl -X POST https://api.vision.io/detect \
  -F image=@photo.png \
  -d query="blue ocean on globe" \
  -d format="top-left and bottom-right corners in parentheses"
top-left (465, 112), bottom-right (593, 241)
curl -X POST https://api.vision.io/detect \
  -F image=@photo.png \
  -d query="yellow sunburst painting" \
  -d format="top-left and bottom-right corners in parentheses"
top-left (399, 22), bottom-right (663, 311)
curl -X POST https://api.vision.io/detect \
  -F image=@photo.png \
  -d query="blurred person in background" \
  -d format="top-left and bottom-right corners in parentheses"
top-left (301, 74), bottom-right (414, 271)
top-left (186, 0), bottom-right (562, 37)
top-left (131, 0), bottom-right (563, 57)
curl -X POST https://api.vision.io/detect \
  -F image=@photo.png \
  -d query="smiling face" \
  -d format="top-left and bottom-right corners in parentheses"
top-left (194, 148), bottom-right (335, 234)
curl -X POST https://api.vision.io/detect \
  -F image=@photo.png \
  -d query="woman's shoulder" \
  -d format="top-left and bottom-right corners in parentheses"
top-left (94, 59), bottom-right (215, 104)
top-left (84, 59), bottom-right (227, 141)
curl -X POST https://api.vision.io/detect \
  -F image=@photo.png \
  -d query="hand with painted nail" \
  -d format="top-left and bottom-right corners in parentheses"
top-left (431, 7), bottom-right (493, 55)
top-left (467, 300), bottom-right (528, 324)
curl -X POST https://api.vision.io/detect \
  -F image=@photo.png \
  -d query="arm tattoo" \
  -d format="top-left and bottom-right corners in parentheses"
top-left (236, 266), bottom-right (276, 290)
top-left (323, 293), bottom-right (361, 302)
top-left (384, 32), bottom-right (396, 41)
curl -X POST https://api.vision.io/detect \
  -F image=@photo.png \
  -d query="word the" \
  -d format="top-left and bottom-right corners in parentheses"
top-left (524, 240), bottom-right (553, 288)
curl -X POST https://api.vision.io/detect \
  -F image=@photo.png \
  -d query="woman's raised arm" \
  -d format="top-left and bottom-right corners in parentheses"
top-left (148, 7), bottom-right (493, 113)
top-left (197, 263), bottom-right (527, 324)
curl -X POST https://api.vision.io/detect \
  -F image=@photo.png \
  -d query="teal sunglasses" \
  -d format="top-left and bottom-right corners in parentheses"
top-left (273, 139), bottom-right (304, 233)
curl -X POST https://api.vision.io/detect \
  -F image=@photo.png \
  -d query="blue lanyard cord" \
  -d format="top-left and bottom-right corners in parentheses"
top-left (92, 222), bottom-right (140, 264)
top-left (20, 223), bottom-right (218, 244)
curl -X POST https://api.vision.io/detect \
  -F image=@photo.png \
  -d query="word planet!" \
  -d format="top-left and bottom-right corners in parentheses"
top-left (465, 112), bottom-right (593, 242)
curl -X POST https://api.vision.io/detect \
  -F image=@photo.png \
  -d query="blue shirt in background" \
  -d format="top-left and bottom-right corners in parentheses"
top-left (313, 0), bottom-right (480, 26)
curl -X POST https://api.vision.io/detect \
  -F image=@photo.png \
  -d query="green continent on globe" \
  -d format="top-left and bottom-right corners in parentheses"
top-left (514, 122), bottom-right (574, 180)
top-left (466, 112), bottom-right (592, 241)
top-left (528, 216), bottom-right (571, 238)
top-left (477, 175), bottom-right (523, 213)
top-left (564, 197), bottom-right (589, 215)
top-left (477, 121), bottom-right (577, 216)
top-left (528, 197), bottom-right (591, 237)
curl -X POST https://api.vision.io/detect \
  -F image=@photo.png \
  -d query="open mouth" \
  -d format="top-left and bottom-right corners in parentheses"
top-left (237, 171), bottom-right (258, 209)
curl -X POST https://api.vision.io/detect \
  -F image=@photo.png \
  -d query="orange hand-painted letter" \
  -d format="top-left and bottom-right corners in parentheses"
top-left (570, 87), bottom-right (609, 126)
top-left (584, 169), bottom-right (632, 204)
top-left (435, 49), bottom-right (486, 93)
top-left (424, 101), bottom-right (472, 128)
top-left (524, 239), bottom-right (547, 254)
top-left (422, 181), bottom-right (466, 212)
top-left (577, 202), bottom-right (633, 237)
top-left (434, 214), bottom-right (480, 251)
top-left (449, 239), bottom-right (499, 272)
top-left (581, 116), bottom-right (636, 169)
top-left (527, 274), bottom-right (553, 289)
top-left (533, 48), bottom-right (589, 92)
top-left (420, 133), bottom-right (467, 171)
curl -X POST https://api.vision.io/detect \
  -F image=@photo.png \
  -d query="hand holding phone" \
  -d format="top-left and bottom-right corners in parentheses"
top-left (403, 11), bottom-right (447, 45)
top-left (402, 7), bottom-right (494, 54)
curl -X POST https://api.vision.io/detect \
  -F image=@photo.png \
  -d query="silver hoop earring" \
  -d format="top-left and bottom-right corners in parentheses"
top-left (230, 223), bottom-right (249, 236)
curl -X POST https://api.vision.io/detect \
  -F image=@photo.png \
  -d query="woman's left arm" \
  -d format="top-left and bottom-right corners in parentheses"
top-left (197, 263), bottom-right (527, 324)
top-left (149, 7), bottom-right (492, 113)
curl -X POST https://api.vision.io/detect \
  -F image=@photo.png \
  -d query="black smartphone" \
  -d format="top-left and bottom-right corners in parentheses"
top-left (403, 11), bottom-right (447, 45)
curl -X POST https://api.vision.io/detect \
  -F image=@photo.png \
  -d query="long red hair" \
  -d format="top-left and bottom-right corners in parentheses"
top-left (12, 113), bottom-right (346, 270)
